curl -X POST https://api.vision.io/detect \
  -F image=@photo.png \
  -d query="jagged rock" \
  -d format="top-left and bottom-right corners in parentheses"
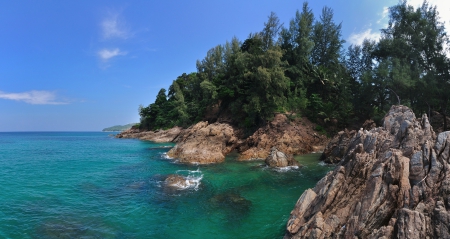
top-left (265, 147), bottom-right (300, 167)
top-left (239, 114), bottom-right (328, 160)
top-left (116, 127), bottom-right (182, 142)
top-left (320, 120), bottom-right (377, 164)
top-left (285, 105), bottom-right (450, 239)
top-left (320, 129), bottom-right (356, 164)
top-left (166, 121), bottom-right (240, 164)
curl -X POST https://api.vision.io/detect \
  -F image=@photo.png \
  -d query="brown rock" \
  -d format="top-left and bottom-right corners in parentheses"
top-left (265, 147), bottom-right (300, 167)
top-left (285, 105), bottom-right (450, 239)
top-left (164, 174), bottom-right (193, 189)
top-left (238, 114), bottom-right (328, 160)
top-left (166, 121), bottom-right (240, 164)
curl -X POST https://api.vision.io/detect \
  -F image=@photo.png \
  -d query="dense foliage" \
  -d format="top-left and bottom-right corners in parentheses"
top-left (139, 0), bottom-right (450, 132)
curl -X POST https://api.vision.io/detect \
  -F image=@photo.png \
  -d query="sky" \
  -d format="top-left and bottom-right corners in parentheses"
top-left (1, 0), bottom-right (449, 131)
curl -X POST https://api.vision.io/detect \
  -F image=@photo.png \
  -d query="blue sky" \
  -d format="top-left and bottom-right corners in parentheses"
top-left (1, 0), bottom-right (449, 131)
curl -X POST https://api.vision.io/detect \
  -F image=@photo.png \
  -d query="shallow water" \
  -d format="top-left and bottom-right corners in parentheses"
top-left (0, 132), bottom-right (333, 238)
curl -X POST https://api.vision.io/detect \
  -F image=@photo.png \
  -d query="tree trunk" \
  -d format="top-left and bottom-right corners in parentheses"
top-left (388, 87), bottom-right (400, 105)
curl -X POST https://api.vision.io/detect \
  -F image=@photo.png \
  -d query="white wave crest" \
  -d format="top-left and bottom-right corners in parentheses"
top-left (273, 165), bottom-right (299, 172)
top-left (173, 168), bottom-right (203, 190)
top-left (162, 153), bottom-right (173, 160)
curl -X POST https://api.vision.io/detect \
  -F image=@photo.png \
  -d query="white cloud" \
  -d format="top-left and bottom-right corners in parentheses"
top-left (98, 48), bottom-right (127, 61)
top-left (101, 12), bottom-right (131, 39)
top-left (0, 90), bottom-right (68, 105)
top-left (348, 29), bottom-right (381, 46)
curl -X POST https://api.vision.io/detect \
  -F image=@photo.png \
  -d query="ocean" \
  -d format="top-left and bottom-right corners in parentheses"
top-left (0, 132), bottom-right (332, 238)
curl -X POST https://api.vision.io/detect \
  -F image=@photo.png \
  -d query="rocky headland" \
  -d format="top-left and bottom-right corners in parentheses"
top-left (285, 105), bottom-right (450, 238)
top-left (117, 114), bottom-right (327, 164)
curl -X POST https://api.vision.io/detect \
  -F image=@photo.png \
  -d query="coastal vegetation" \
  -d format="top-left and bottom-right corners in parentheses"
top-left (139, 0), bottom-right (449, 133)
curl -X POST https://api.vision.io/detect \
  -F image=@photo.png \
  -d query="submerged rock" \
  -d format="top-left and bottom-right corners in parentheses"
top-left (285, 105), bottom-right (450, 238)
top-left (265, 147), bottom-right (300, 168)
top-left (210, 192), bottom-right (252, 214)
top-left (167, 121), bottom-right (240, 164)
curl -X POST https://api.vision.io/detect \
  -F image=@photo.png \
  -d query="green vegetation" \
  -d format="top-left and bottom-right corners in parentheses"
top-left (102, 123), bottom-right (138, 132)
top-left (139, 0), bottom-right (449, 133)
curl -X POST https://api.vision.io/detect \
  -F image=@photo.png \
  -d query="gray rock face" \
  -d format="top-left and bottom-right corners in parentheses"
top-left (265, 147), bottom-right (300, 167)
top-left (320, 129), bottom-right (356, 164)
top-left (320, 120), bottom-right (376, 164)
top-left (285, 105), bottom-right (450, 239)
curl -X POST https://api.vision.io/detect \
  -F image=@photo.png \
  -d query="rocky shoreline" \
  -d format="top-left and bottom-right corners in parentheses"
top-left (285, 105), bottom-right (450, 238)
top-left (116, 114), bottom-right (328, 164)
top-left (117, 105), bottom-right (450, 238)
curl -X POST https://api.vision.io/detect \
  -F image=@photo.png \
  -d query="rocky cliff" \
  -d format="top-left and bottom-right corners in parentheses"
top-left (285, 105), bottom-right (450, 238)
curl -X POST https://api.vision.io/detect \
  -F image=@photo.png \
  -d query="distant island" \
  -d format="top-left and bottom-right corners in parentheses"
top-left (102, 123), bottom-right (137, 132)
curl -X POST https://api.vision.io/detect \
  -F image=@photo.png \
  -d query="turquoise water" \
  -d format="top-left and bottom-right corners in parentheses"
top-left (0, 132), bottom-right (332, 238)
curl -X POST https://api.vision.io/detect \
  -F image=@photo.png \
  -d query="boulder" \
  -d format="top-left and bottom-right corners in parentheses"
top-left (285, 105), bottom-right (450, 239)
top-left (265, 147), bottom-right (300, 167)
top-left (164, 174), bottom-right (192, 189)
top-left (166, 121), bottom-right (240, 164)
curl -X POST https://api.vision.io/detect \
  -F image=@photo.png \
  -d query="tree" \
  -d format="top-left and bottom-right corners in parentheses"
top-left (373, 0), bottom-right (450, 129)
top-left (311, 6), bottom-right (345, 67)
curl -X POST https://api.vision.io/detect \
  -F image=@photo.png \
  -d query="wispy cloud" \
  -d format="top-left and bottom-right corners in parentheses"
top-left (98, 48), bottom-right (127, 61)
top-left (101, 12), bottom-right (131, 40)
top-left (377, 7), bottom-right (389, 24)
top-left (348, 29), bottom-right (381, 46)
top-left (0, 90), bottom-right (69, 105)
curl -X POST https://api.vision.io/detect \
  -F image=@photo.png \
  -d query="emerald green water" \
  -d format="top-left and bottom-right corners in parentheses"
top-left (0, 132), bottom-right (332, 238)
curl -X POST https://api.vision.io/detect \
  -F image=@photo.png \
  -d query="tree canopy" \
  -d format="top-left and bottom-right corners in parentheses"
top-left (138, 0), bottom-right (450, 133)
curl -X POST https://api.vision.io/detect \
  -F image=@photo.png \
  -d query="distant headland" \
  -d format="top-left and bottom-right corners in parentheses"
top-left (102, 123), bottom-right (138, 132)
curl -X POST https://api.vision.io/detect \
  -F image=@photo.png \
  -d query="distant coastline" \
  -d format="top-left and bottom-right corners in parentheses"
top-left (102, 123), bottom-right (137, 132)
